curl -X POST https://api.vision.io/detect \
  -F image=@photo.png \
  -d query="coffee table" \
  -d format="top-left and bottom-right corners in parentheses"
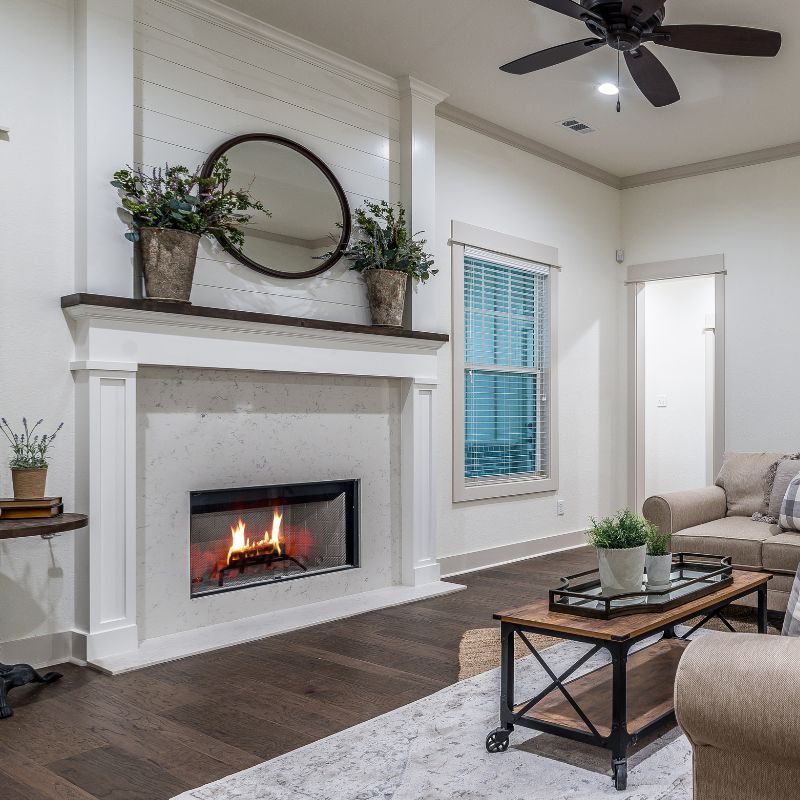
top-left (486, 569), bottom-right (771, 790)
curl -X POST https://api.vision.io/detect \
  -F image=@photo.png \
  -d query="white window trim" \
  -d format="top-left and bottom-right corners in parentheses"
top-left (451, 221), bottom-right (559, 503)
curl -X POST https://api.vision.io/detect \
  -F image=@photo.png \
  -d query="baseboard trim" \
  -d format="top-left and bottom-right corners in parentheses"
top-left (439, 529), bottom-right (587, 577)
top-left (0, 630), bottom-right (85, 669)
top-left (89, 581), bottom-right (464, 675)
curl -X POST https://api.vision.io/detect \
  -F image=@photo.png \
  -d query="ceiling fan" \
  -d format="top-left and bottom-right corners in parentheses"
top-left (500, 0), bottom-right (782, 107)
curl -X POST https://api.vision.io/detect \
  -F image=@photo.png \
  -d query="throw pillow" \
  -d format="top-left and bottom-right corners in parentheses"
top-left (769, 459), bottom-right (800, 519)
top-left (782, 562), bottom-right (800, 636)
top-left (780, 474), bottom-right (800, 533)
top-left (715, 451), bottom-right (782, 517)
top-left (758, 452), bottom-right (800, 523)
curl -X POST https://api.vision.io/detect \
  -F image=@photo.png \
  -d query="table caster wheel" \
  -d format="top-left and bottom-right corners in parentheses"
top-left (613, 760), bottom-right (627, 791)
top-left (486, 728), bottom-right (510, 753)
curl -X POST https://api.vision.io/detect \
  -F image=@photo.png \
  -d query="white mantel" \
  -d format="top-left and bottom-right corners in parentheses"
top-left (64, 298), bottom-right (456, 672)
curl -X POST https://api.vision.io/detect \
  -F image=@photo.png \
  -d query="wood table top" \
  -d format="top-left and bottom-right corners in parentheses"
top-left (495, 569), bottom-right (771, 642)
top-left (0, 513), bottom-right (89, 540)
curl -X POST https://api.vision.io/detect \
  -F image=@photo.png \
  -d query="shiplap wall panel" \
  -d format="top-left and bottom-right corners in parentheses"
top-left (133, 0), bottom-right (399, 322)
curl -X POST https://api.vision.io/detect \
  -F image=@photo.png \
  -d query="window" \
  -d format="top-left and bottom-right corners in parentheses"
top-left (452, 223), bottom-right (558, 501)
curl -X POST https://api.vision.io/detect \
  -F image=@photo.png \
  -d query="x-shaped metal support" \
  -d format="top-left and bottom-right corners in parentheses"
top-left (512, 632), bottom-right (605, 738)
top-left (680, 608), bottom-right (737, 640)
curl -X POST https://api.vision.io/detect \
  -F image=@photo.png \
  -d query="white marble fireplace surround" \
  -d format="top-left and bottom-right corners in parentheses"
top-left (64, 298), bottom-right (459, 674)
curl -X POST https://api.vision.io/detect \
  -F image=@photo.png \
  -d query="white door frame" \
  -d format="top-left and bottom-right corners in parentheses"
top-left (626, 255), bottom-right (726, 511)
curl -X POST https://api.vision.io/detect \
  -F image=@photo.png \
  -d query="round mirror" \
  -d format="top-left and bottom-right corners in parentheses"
top-left (201, 134), bottom-right (351, 279)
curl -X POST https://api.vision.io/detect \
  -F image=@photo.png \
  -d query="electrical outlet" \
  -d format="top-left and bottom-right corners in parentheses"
top-left (556, 499), bottom-right (566, 516)
top-left (657, 396), bottom-right (668, 408)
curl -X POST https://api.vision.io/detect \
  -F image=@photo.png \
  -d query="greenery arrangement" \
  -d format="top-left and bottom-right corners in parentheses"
top-left (111, 157), bottom-right (269, 247)
top-left (0, 418), bottom-right (64, 470)
top-left (587, 508), bottom-right (656, 550)
top-left (337, 201), bottom-right (437, 282)
top-left (646, 529), bottom-right (671, 557)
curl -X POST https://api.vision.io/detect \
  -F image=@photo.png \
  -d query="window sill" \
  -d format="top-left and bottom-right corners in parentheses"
top-left (453, 475), bottom-right (558, 503)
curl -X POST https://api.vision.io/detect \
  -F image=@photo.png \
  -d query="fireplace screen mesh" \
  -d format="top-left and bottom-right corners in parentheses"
top-left (189, 480), bottom-right (358, 598)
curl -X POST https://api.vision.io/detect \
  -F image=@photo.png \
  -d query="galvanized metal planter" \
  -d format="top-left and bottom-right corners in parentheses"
top-left (140, 228), bottom-right (200, 303)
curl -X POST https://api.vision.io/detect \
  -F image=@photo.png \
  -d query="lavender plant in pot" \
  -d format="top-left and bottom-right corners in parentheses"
top-left (112, 158), bottom-right (269, 303)
top-left (1, 418), bottom-right (64, 499)
top-left (587, 508), bottom-right (653, 596)
top-left (337, 201), bottom-right (437, 326)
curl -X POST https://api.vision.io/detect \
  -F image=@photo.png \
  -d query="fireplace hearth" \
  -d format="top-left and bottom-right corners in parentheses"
top-left (189, 480), bottom-right (359, 597)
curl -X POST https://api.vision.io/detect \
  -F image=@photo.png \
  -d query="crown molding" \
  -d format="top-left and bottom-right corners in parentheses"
top-left (620, 141), bottom-right (800, 189)
top-left (436, 103), bottom-right (621, 189)
top-left (397, 76), bottom-right (449, 106)
top-left (154, 0), bottom-right (401, 98)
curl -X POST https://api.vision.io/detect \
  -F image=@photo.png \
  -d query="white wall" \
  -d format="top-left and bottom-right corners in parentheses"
top-left (133, 0), bottom-right (400, 322)
top-left (435, 119), bottom-right (626, 563)
top-left (622, 159), bottom-right (800, 454)
top-left (0, 0), bottom-right (77, 654)
top-left (644, 276), bottom-right (715, 497)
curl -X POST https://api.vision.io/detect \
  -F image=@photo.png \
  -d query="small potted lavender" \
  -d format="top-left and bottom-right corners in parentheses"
top-left (0, 418), bottom-right (64, 499)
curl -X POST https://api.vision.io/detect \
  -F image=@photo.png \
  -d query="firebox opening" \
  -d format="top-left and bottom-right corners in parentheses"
top-left (189, 480), bottom-right (359, 598)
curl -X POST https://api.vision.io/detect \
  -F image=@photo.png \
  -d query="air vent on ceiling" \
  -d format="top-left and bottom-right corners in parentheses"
top-left (558, 117), bottom-right (596, 134)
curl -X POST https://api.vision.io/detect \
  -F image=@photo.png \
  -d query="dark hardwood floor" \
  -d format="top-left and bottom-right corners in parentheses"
top-left (0, 547), bottom-right (596, 800)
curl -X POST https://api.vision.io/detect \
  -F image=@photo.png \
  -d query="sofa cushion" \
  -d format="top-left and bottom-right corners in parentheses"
top-left (780, 475), bottom-right (800, 533)
top-left (715, 451), bottom-right (782, 517)
top-left (763, 532), bottom-right (800, 573)
top-left (672, 517), bottom-right (775, 569)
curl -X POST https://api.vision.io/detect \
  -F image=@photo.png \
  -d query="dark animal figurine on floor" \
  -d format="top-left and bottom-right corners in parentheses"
top-left (0, 662), bottom-right (62, 718)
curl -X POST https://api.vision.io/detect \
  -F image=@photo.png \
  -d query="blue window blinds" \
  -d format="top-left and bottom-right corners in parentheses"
top-left (463, 247), bottom-right (550, 483)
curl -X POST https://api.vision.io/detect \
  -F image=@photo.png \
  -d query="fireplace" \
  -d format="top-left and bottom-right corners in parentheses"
top-left (189, 480), bottom-right (359, 597)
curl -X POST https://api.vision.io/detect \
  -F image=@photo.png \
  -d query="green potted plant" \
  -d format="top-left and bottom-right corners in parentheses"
top-left (0, 418), bottom-right (64, 499)
top-left (337, 200), bottom-right (437, 326)
top-left (587, 508), bottom-right (654, 596)
top-left (112, 158), bottom-right (269, 303)
top-left (645, 529), bottom-right (673, 589)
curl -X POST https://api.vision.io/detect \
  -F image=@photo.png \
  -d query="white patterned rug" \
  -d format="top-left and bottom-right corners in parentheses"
top-left (173, 638), bottom-right (695, 800)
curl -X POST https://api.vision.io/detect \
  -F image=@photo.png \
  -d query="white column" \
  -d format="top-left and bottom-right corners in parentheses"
top-left (398, 77), bottom-right (449, 332)
top-left (73, 364), bottom-right (138, 662)
top-left (401, 380), bottom-right (440, 586)
top-left (74, 0), bottom-right (135, 296)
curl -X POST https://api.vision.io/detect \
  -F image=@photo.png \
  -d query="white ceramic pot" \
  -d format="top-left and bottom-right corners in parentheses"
top-left (597, 545), bottom-right (646, 596)
top-left (646, 553), bottom-right (673, 589)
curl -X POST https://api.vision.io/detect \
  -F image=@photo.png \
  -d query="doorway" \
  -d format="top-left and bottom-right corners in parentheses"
top-left (628, 258), bottom-right (725, 511)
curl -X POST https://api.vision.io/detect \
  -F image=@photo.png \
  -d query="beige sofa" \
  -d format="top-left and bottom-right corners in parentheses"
top-left (643, 452), bottom-right (800, 612)
top-left (675, 634), bottom-right (800, 799)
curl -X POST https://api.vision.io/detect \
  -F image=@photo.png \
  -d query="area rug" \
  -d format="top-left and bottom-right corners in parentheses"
top-left (172, 636), bottom-right (699, 800)
top-left (458, 627), bottom-right (560, 680)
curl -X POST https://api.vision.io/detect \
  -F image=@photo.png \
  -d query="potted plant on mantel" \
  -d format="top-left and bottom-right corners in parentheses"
top-left (645, 529), bottom-right (673, 590)
top-left (338, 200), bottom-right (437, 327)
top-left (0, 418), bottom-right (64, 499)
top-left (587, 508), bottom-right (654, 596)
top-left (112, 158), bottom-right (269, 303)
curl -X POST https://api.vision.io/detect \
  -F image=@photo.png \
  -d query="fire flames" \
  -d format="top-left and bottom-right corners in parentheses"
top-left (227, 509), bottom-right (283, 565)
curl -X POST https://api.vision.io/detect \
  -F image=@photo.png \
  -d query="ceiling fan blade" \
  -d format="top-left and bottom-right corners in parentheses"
top-left (621, 0), bottom-right (665, 21)
top-left (625, 46), bottom-right (680, 107)
top-left (527, 0), bottom-right (602, 23)
top-left (501, 38), bottom-right (605, 74)
top-left (654, 25), bottom-right (781, 57)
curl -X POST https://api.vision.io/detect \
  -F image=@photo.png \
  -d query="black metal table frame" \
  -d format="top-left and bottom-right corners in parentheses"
top-left (486, 581), bottom-right (768, 791)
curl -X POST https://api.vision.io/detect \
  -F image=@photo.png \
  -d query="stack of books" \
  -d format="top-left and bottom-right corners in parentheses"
top-left (0, 497), bottom-right (64, 519)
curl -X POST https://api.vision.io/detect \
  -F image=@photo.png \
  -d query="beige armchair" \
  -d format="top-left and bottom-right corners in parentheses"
top-left (675, 634), bottom-right (800, 799)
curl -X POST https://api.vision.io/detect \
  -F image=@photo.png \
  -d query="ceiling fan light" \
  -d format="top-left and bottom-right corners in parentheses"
top-left (598, 82), bottom-right (620, 96)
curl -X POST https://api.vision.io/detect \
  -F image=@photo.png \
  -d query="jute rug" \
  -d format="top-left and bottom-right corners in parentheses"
top-left (458, 627), bottom-right (560, 680)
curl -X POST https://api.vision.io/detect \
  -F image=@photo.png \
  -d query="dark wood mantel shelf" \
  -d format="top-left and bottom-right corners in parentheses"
top-left (61, 294), bottom-right (450, 343)
top-left (0, 513), bottom-right (88, 541)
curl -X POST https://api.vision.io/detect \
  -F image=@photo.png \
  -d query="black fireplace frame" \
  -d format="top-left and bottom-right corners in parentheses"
top-left (189, 479), bottom-right (360, 598)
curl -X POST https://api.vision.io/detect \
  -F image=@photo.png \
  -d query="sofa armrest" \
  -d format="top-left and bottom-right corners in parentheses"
top-left (642, 486), bottom-right (727, 535)
top-left (676, 634), bottom-right (800, 761)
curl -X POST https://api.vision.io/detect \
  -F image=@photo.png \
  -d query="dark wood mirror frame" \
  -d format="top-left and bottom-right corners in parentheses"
top-left (200, 133), bottom-right (351, 280)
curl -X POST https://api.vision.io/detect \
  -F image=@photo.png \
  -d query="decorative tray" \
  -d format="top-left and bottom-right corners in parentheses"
top-left (549, 553), bottom-right (733, 619)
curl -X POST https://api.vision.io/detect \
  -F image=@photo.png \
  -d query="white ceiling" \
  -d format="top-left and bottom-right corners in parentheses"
top-left (219, 0), bottom-right (797, 178)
